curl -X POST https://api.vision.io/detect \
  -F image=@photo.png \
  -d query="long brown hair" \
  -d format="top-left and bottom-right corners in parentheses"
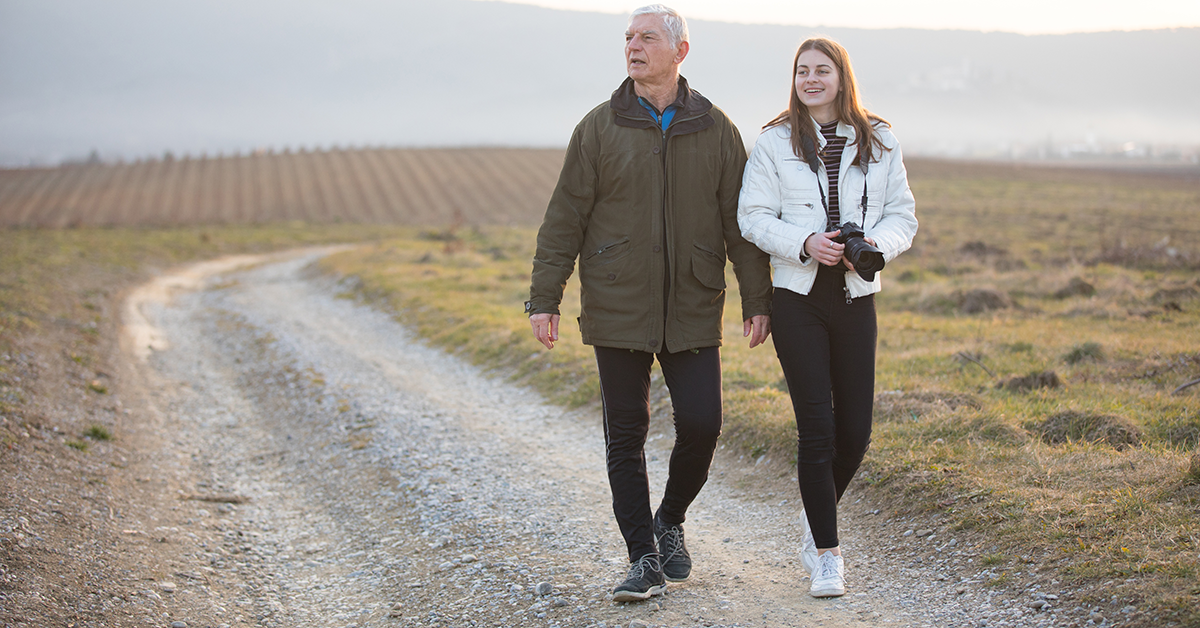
top-left (766, 37), bottom-right (890, 167)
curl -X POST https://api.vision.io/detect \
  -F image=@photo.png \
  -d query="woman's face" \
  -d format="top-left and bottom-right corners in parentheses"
top-left (794, 48), bottom-right (841, 123)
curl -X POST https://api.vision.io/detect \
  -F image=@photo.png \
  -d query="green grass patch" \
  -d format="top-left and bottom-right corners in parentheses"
top-left (83, 424), bottom-right (112, 441)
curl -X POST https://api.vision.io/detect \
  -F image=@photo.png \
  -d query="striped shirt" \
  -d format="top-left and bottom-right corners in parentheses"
top-left (818, 120), bottom-right (847, 226)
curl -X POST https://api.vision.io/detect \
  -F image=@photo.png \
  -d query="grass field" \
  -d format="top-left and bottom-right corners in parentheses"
top-left (318, 159), bottom-right (1200, 626)
top-left (2, 154), bottom-right (1198, 626)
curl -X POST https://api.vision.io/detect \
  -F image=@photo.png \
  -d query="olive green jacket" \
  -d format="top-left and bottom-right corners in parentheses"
top-left (528, 76), bottom-right (772, 354)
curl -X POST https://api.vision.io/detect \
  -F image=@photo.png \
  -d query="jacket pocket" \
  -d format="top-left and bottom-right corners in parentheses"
top-left (582, 236), bottom-right (631, 267)
top-left (691, 242), bottom-right (726, 291)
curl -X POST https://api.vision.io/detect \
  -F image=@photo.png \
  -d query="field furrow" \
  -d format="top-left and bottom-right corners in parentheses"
top-left (42, 165), bottom-right (93, 228)
top-left (392, 150), bottom-right (446, 224)
top-left (70, 164), bottom-right (118, 225)
top-left (340, 149), bottom-right (389, 223)
top-left (325, 150), bottom-right (372, 224)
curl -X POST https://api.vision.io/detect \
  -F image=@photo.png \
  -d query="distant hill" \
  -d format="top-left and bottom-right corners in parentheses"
top-left (2, 0), bottom-right (1198, 165)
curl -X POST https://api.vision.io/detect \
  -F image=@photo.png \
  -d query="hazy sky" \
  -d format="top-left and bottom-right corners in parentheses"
top-left (479, 0), bottom-right (1200, 34)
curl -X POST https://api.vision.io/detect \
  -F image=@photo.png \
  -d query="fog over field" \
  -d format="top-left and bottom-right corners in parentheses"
top-left (2, 0), bottom-right (1198, 166)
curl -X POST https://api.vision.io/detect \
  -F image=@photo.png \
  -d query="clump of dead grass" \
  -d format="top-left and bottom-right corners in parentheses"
top-left (875, 390), bottom-right (982, 422)
top-left (1053, 276), bottom-right (1096, 299)
top-left (1032, 411), bottom-right (1143, 450)
top-left (997, 371), bottom-right (1061, 392)
top-left (957, 288), bottom-right (1013, 314)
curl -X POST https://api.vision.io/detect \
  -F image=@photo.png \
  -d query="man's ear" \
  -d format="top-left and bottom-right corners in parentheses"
top-left (675, 40), bottom-right (690, 64)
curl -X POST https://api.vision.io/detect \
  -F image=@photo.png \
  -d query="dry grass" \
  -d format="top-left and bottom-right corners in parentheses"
top-left (323, 161), bottom-right (1200, 626)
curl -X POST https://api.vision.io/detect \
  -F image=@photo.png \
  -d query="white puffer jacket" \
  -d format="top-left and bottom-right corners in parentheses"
top-left (737, 119), bottom-right (917, 298)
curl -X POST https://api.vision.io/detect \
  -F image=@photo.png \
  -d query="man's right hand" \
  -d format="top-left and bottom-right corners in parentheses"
top-left (529, 313), bottom-right (560, 350)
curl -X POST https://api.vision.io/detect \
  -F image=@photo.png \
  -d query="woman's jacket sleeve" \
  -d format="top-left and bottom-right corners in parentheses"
top-left (736, 134), bottom-right (814, 265)
top-left (868, 139), bottom-right (918, 263)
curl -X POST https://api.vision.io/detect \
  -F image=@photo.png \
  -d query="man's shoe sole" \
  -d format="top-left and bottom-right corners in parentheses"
top-left (612, 583), bottom-right (666, 602)
top-left (663, 569), bottom-right (690, 583)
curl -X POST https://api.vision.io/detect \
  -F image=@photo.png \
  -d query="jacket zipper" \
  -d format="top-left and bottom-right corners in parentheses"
top-left (658, 117), bottom-right (670, 325)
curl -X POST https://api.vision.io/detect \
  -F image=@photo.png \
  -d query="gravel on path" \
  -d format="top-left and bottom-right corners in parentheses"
top-left (121, 248), bottom-right (1102, 628)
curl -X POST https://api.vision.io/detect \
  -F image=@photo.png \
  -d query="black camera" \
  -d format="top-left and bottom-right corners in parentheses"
top-left (830, 222), bottom-right (885, 282)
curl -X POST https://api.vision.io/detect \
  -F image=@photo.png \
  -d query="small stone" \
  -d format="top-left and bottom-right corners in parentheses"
top-left (956, 586), bottom-right (967, 595)
top-left (460, 554), bottom-right (478, 563)
top-left (903, 530), bottom-right (914, 537)
top-left (1031, 600), bottom-right (1048, 610)
top-left (629, 620), bottom-right (649, 628)
top-left (159, 582), bottom-right (177, 593)
top-left (535, 581), bottom-right (554, 596)
top-left (916, 529), bottom-right (934, 537)
top-left (171, 622), bottom-right (187, 628)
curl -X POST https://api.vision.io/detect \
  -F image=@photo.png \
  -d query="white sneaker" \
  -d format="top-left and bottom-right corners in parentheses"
top-left (809, 551), bottom-right (845, 598)
top-left (798, 509), bottom-right (818, 575)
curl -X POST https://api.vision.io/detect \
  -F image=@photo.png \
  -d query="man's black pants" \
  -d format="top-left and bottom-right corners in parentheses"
top-left (594, 345), bottom-right (722, 561)
top-left (771, 265), bottom-right (876, 550)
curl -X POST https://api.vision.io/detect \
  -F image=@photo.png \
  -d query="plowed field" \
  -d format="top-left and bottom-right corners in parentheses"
top-left (0, 148), bottom-right (565, 228)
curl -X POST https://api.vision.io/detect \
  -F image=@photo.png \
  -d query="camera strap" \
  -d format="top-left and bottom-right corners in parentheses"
top-left (816, 166), bottom-right (869, 230)
top-left (857, 165), bottom-right (869, 225)
top-left (804, 131), bottom-right (869, 228)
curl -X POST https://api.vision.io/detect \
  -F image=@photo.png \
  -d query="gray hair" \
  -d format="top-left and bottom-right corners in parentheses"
top-left (629, 4), bottom-right (689, 48)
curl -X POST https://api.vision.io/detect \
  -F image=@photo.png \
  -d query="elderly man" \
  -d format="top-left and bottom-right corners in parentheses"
top-left (525, 4), bottom-right (772, 602)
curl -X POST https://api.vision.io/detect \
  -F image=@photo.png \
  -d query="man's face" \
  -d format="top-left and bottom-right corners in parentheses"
top-left (624, 14), bottom-right (683, 85)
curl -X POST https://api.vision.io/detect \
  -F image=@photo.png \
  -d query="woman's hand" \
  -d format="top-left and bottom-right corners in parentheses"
top-left (842, 237), bottom-right (877, 271)
top-left (804, 230), bottom-right (846, 267)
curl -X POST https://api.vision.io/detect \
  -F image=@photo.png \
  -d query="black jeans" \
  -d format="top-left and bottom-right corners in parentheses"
top-left (594, 345), bottom-right (722, 561)
top-left (772, 265), bottom-right (876, 549)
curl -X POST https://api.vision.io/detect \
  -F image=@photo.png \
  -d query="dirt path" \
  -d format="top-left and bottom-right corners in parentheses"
top-left (111, 249), bottom-right (1066, 628)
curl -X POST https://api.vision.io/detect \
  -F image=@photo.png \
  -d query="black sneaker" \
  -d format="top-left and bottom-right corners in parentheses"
top-left (611, 554), bottom-right (666, 602)
top-left (654, 513), bottom-right (692, 582)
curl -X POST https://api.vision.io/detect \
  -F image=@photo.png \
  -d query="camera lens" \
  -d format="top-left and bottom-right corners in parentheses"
top-left (845, 238), bottom-right (884, 282)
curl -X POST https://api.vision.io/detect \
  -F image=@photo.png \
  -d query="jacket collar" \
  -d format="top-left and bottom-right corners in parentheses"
top-left (610, 75), bottom-right (714, 136)
top-left (811, 116), bottom-right (856, 148)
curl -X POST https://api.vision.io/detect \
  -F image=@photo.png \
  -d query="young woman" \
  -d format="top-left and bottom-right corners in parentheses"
top-left (737, 37), bottom-right (917, 598)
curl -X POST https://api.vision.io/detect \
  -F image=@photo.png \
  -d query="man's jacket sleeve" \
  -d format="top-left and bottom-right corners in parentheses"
top-left (528, 122), bottom-right (597, 316)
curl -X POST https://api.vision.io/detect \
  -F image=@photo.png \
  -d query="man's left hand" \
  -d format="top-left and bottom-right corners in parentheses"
top-left (743, 314), bottom-right (771, 348)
